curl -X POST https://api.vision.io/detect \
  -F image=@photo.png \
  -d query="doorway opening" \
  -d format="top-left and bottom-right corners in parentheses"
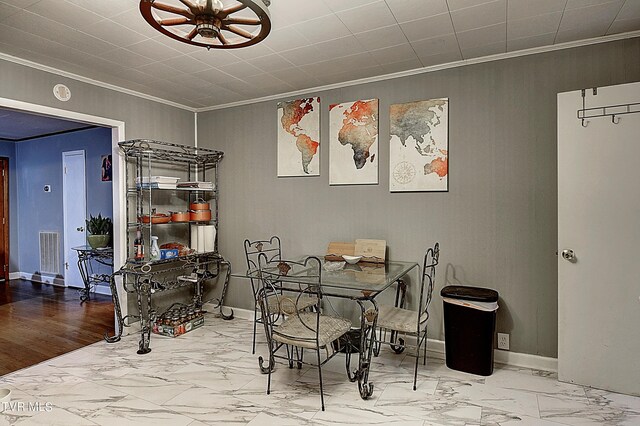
top-left (0, 98), bottom-right (125, 375)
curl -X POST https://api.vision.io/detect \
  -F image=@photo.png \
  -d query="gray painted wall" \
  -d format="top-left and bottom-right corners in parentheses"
top-left (0, 59), bottom-right (195, 145)
top-left (0, 58), bottom-right (194, 312)
top-left (197, 38), bottom-right (640, 358)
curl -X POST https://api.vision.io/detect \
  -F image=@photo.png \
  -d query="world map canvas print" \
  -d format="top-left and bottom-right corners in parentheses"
top-left (329, 99), bottom-right (379, 185)
top-left (389, 98), bottom-right (449, 192)
top-left (277, 97), bottom-right (320, 177)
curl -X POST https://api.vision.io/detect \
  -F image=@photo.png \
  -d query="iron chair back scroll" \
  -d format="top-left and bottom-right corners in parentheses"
top-left (256, 253), bottom-right (351, 411)
top-left (244, 236), bottom-right (282, 354)
top-left (370, 242), bottom-right (440, 390)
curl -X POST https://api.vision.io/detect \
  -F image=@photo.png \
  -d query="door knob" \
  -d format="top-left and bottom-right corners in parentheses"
top-left (561, 249), bottom-right (576, 262)
top-left (77, 226), bottom-right (84, 232)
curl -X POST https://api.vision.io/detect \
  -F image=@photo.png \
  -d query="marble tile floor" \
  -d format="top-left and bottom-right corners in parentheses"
top-left (1, 314), bottom-right (639, 425)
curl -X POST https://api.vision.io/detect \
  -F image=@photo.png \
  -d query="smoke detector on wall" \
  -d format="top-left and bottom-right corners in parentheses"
top-left (53, 84), bottom-right (71, 102)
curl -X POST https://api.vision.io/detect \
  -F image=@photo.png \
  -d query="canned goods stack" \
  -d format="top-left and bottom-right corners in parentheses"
top-left (153, 303), bottom-right (205, 337)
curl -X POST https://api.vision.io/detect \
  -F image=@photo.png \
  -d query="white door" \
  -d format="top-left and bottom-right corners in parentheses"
top-left (63, 150), bottom-right (87, 288)
top-left (558, 82), bottom-right (640, 396)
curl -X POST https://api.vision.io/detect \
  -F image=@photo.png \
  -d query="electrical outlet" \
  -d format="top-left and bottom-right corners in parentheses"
top-left (497, 333), bottom-right (510, 350)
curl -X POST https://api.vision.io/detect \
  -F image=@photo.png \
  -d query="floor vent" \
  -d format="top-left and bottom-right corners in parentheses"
top-left (39, 231), bottom-right (60, 275)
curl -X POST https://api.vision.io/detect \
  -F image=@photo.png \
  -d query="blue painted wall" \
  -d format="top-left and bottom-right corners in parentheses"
top-left (0, 142), bottom-right (19, 272)
top-left (15, 127), bottom-right (112, 276)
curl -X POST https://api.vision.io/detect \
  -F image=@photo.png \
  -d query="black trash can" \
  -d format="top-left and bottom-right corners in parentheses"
top-left (441, 285), bottom-right (499, 376)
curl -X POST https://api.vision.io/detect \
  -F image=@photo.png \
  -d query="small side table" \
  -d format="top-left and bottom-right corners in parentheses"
top-left (72, 245), bottom-right (113, 304)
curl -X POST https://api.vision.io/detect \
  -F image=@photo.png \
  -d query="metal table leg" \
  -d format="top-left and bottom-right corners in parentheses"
top-left (346, 299), bottom-right (377, 399)
top-left (136, 279), bottom-right (153, 354)
top-left (76, 253), bottom-right (91, 304)
top-left (213, 259), bottom-right (234, 320)
top-left (104, 273), bottom-right (124, 343)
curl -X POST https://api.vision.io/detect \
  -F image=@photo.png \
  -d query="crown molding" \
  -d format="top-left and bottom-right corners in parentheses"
top-left (196, 30), bottom-right (640, 113)
top-left (1, 30), bottom-right (638, 115)
top-left (0, 52), bottom-right (196, 112)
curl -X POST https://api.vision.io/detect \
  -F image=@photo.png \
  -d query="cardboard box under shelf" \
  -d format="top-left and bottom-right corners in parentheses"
top-left (153, 315), bottom-right (204, 338)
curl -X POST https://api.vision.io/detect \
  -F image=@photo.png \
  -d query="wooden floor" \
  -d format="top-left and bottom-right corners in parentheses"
top-left (0, 279), bottom-right (114, 376)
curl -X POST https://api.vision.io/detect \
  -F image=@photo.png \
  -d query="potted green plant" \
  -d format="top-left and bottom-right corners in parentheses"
top-left (86, 214), bottom-right (112, 249)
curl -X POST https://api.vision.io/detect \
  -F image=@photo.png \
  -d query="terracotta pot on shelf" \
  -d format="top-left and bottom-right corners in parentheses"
top-left (189, 209), bottom-right (211, 222)
top-left (189, 198), bottom-right (210, 210)
top-left (139, 213), bottom-right (171, 224)
top-left (170, 211), bottom-right (189, 222)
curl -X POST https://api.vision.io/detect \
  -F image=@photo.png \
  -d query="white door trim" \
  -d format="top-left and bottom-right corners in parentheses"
top-left (0, 96), bottom-right (127, 327)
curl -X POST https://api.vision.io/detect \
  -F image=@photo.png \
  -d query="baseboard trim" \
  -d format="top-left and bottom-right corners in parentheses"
top-left (224, 305), bottom-right (558, 373)
top-left (10, 272), bottom-right (112, 296)
top-left (494, 347), bottom-right (558, 372)
top-left (93, 285), bottom-right (112, 296)
top-left (14, 272), bottom-right (65, 286)
top-left (425, 338), bottom-right (557, 372)
top-left (201, 304), bottom-right (255, 321)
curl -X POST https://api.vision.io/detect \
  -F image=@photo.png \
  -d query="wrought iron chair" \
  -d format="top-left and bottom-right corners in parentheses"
top-left (244, 236), bottom-right (282, 354)
top-left (244, 237), bottom-right (318, 354)
top-left (369, 242), bottom-right (440, 390)
top-left (256, 254), bottom-right (351, 411)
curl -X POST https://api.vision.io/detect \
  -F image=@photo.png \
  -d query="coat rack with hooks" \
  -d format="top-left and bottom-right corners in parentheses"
top-left (578, 88), bottom-right (640, 127)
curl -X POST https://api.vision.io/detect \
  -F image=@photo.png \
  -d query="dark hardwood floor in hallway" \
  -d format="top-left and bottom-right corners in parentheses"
top-left (0, 279), bottom-right (114, 376)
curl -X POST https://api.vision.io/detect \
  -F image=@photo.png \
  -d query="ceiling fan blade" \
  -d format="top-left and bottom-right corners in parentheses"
top-left (187, 27), bottom-right (198, 40)
top-left (159, 17), bottom-right (191, 26)
top-left (225, 25), bottom-right (254, 39)
top-left (152, 2), bottom-right (193, 18)
top-left (224, 17), bottom-right (260, 25)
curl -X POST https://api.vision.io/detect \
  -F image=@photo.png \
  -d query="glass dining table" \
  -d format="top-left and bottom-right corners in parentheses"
top-left (233, 257), bottom-right (420, 399)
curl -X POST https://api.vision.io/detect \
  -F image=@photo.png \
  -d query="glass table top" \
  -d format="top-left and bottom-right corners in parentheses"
top-left (233, 256), bottom-right (419, 298)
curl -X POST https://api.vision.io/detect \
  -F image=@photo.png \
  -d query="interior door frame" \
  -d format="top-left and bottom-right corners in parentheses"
top-left (62, 150), bottom-right (87, 287)
top-left (0, 157), bottom-right (8, 282)
top-left (0, 97), bottom-right (127, 324)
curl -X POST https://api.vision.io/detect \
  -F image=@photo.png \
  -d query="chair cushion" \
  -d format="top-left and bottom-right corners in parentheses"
top-left (273, 312), bottom-right (351, 349)
top-left (368, 305), bottom-right (427, 334)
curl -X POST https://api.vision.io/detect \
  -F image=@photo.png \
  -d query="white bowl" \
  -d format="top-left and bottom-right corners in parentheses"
top-left (342, 255), bottom-right (362, 264)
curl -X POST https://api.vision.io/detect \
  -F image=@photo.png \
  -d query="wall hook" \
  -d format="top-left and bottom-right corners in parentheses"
top-left (611, 115), bottom-right (620, 124)
top-left (581, 118), bottom-right (588, 127)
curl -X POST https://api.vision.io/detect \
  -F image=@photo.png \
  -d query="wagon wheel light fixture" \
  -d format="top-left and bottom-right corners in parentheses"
top-left (140, 0), bottom-right (271, 50)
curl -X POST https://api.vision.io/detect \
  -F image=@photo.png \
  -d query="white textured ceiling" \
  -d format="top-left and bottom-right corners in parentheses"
top-left (0, 0), bottom-right (638, 110)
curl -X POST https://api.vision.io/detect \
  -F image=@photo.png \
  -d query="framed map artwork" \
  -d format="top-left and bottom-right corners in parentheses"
top-left (389, 98), bottom-right (448, 192)
top-left (329, 99), bottom-right (379, 185)
top-left (277, 97), bottom-right (320, 177)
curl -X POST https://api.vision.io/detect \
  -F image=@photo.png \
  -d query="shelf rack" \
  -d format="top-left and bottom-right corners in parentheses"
top-left (105, 139), bottom-right (233, 355)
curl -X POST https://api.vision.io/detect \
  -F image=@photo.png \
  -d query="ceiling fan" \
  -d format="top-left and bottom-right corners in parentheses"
top-left (140, 0), bottom-right (272, 50)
